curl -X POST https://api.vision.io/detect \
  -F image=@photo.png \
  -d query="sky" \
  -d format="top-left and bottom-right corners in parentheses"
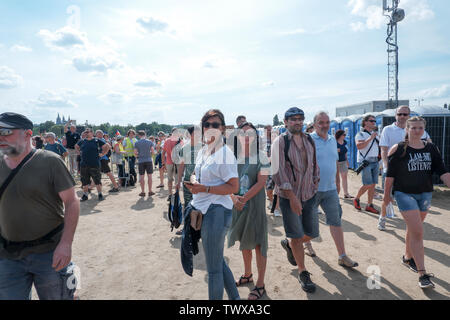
top-left (1, 0), bottom-right (450, 126)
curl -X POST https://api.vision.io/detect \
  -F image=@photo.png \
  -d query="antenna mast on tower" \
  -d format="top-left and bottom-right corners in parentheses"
top-left (383, 0), bottom-right (405, 109)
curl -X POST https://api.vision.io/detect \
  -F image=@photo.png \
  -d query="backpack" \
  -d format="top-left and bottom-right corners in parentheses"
top-left (271, 133), bottom-right (317, 213)
top-left (120, 173), bottom-right (135, 187)
top-left (283, 133), bottom-right (316, 182)
top-left (168, 191), bottom-right (183, 232)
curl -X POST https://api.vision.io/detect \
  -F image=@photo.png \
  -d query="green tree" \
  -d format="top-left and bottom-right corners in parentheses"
top-left (273, 115), bottom-right (280, 126)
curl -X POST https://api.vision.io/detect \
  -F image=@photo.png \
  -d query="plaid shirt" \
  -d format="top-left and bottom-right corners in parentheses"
top-left (271, 130), bottom-right (319, 202)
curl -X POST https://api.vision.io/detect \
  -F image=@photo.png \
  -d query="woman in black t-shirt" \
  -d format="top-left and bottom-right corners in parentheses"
top-left (384, 117), bottom-right (450, 289)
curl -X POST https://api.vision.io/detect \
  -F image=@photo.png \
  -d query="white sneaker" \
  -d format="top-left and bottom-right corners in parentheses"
top-left (378, 217), bottom-right (386, 231)
top-left (274, 209), bottom-right (282, 217)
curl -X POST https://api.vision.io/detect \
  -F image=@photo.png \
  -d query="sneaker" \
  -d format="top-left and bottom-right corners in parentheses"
top-left (274, 209), bottom-right (282, 217)
top-left (304, 242), bottom-right (316, 257)
top-left (353, 198), bottom-right (361, 210)
top-left (298, 271), bottom-right (316, 293)
top-left (280, 239), bottom-right (297, 266)
top-left (402, 256), bottom-right (418, 273)
top-left (378, 217), bottom-right (386, 231)
top-left (98, 194), bottom-right (104, 201)
top-left (80, 194), bottom-right (88, 202)
top-left (365, 204), bottom-right (380, 214)
top-left (418, 273), bottom-right (435, 289)
top-left (338, 255), bottom-right (359, 268)
top-left (109, 188), bottom-right (119, 193)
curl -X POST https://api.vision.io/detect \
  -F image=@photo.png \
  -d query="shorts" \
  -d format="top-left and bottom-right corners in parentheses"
top-left (279, 194), bottom-right (319, 239)
top-left (138, 162), bottom-right (154, 175)
top-left (265, 175), bottom-right (275, 190)
top-left (315, 190), bottom-right (342, 227)
top-left (166, 164), bottom-right (178, 183)
top-left (81, 166), bottom-right (102, 186)
top-left (359, 161), bottom-right (379, 186)
top-left (100, 159), bottom-right (111, 174)
top-left (394, 191), bottom-right (432, 212)
top-left (337, 161), bottom-right (348, 173)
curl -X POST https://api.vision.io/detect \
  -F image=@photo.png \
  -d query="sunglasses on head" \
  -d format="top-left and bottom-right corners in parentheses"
top-left (397, 113), bottom-right (410, 117)
top-left (0, 128), bottom-right (14, 136)
top-left (203, 122), bottom-right (222, 129)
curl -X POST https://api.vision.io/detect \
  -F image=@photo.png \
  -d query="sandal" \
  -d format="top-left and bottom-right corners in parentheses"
top-left (248, 285), bottom-right (265, 300)
top-left (236, 274), bottom-right (253, 287)
top-left (139, 192), bottom-right (146, 197)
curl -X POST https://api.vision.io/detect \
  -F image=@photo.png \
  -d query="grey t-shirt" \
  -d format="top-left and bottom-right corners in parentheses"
top-left (134, 139), bottom-right (155, 163)
top-left (0, 150), bottom-right (75, 259)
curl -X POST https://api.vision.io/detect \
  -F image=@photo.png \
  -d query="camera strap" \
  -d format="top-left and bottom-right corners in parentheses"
top-left (359, 131), bottom-right (378, 160)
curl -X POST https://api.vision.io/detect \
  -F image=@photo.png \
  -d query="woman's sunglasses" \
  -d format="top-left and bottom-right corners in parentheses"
top-left (203, 122), bottom-right (222, 129)
top-left (0, 128), bottom-right (14, 136)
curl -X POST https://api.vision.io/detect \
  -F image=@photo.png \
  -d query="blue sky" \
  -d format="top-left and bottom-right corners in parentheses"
top-left (1, 0), bottom-right (449, 126)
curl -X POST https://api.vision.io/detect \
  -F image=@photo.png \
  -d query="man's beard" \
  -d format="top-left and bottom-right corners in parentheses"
top-left (288, 126), bottom-right (303, 135)
top-left (0, 144), bottom-right (25, 157)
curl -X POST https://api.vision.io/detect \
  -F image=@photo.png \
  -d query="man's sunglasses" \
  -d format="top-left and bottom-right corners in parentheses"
top-left (397, 113), bottom-right (410, 117)
top-left (0, 128), bottom-right (14, 136)
top-left (203, 122), bottom-right (222, 129)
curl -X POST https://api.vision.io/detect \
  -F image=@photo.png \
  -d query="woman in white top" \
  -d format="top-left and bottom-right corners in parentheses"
top-left (185, 109), bottom-right (240, 300)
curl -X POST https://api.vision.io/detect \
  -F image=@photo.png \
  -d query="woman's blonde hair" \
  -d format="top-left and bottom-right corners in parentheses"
top-left (402, 116), bottom-right (427, 157)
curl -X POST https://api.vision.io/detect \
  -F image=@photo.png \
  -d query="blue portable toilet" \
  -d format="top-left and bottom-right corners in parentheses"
top-left (330, 117), bottom-right (343, 137)
top-left (341, 114), bottom-right (362, 170)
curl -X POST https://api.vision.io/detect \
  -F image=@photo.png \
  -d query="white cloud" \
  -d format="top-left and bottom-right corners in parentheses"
top-left (420, 84), bottom-right (450, 98)
top-left (262, 81), bottom-right (275, 87)
top-left (34, 90), bottom-right (78, 108)
top-left (10, 45), bottom-right (33, 52)
top-left (136, 17), bottom-right (169, 34)
top-left (134, 79), bottom-right (162, 88)
top-left (72, 52), bottom-right (123, 73)
top-left (348, 0), bottom-right (434, 32)
top-left (38, 26), bottom-right (87, 49)
top-left (98, 91), bottom-right (129, 105)
top-left (0, 66), bottom-right (22, 89)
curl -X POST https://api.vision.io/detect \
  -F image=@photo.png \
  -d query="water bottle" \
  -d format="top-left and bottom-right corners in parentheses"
top-left (239, 174), bottom-right (250, 210)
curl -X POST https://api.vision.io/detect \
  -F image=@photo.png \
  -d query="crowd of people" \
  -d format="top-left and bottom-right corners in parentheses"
top-left (0, 107), bottom-right (449, 300)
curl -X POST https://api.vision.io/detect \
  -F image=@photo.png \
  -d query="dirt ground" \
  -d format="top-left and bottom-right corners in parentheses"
top-left (41, 169), bottom-right (450, 300)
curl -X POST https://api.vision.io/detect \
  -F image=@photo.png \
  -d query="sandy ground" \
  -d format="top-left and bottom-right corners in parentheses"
top-left (37, 169), bottom-right (450, 300)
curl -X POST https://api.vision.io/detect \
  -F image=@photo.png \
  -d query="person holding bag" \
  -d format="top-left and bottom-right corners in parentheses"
top-left (384, 116), bottom-right (450, 289)
top-left (184, 109), bottom-right (240, 300)
top-left (227, 122), bottom-right (270, 300)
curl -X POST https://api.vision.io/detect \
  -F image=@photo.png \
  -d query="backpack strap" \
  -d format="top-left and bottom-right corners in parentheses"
top-left (305, 133), bottom-right (318, 179)
top-left (283, 134), bottom-right (296, 182)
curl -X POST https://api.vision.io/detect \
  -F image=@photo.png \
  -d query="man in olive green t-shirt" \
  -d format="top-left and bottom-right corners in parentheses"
top-left (0, 112), bottom-right (80, 300)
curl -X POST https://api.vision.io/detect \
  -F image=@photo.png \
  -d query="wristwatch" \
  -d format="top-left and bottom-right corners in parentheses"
top-left (206, 186), bottom-right (210, 193)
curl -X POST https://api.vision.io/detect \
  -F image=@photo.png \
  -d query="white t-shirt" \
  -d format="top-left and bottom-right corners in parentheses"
top-left (191, 145), bottom-right (238, 215)
top-left (380, 122), bottom-right (430, 149)
top-left (355, 131), bottom-right (380, 163)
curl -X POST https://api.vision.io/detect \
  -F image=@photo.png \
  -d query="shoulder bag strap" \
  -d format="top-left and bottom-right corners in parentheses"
top-left (0, 149), bottom-right (36, 201)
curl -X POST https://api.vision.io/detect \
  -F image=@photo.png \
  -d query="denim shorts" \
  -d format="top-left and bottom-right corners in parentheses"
top-left (359, 161), bottom-right (379, 186)
top-left (315, 190), bottom-right (342, 227)
top-left (394, 191), bottom-right (432, 212)
top-left (279, 194), bottom-right (319, 239)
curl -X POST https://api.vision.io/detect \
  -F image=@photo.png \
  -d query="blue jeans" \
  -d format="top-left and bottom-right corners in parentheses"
top-left (201, 204), bottom-right (240, 300)
top-left (0, 250), bottom-right (76, 300)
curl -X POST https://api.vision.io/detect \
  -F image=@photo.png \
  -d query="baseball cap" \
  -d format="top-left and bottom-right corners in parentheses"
top-left (0, 112), bottom-right (34, 130)
top-left (284, 107), bottom-right (305, 120)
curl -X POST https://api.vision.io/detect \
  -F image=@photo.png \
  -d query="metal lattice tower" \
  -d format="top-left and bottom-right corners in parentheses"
top-left (383, 0), bottom-right (405, 109)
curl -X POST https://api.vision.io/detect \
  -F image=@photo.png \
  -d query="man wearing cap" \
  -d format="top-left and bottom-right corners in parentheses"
top-left (271, 107), bottom-right (320, 293)
top-left (0, 112), bottom-right (79, 300)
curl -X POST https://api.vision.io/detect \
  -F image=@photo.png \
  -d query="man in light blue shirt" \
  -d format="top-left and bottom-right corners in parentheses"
top-left (310, 112), bottom-right (358, 269)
